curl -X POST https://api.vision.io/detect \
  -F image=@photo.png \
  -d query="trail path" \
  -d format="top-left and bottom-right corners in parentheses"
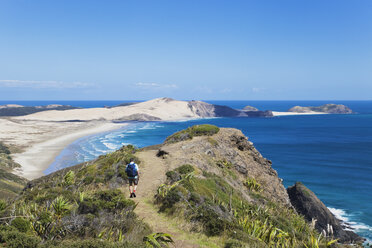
top-left (132, 149), bottom-right (217, 248)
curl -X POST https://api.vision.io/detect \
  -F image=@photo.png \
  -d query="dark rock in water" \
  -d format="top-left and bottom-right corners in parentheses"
top-left (244, 110), bottom-right (273, 117)
top-left (288, 104), bottom-right (353, 114)
top-left (243, 106), bottom-right (259, 111)
top-left (287, 182), bottom-right (363, 244)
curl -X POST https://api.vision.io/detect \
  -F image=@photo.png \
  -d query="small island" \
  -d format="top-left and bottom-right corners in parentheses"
top-left (288, 104), bottom-right (353, 114)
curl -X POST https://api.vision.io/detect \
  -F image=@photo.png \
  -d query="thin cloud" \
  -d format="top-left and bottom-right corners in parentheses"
top-left (0, 80), bottom-right (93, 89)
top-left (135, 82), bottom-right (178, 89)
top-left (252, 87), bottom-right (265, 93)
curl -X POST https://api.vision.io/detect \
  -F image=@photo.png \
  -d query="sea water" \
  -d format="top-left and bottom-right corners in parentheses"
top-left (4, 100), bottom-right (371, 240)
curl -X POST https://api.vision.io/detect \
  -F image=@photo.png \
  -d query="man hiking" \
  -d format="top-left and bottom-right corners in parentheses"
top-left (125, 158), bottom-right (139, 198)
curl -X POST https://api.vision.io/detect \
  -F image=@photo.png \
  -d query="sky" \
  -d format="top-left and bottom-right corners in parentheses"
top-left (0, 0), bottom-right (371, 100)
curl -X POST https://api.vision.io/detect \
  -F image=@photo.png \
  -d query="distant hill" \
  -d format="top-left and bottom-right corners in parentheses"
top-left (288, 104), bottom-right (353, 114)
top-left (0, 104), bottom-right (79, 117)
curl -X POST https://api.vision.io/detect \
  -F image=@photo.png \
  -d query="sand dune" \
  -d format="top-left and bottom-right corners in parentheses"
top-left (14, 98), bottom-right (201, 122)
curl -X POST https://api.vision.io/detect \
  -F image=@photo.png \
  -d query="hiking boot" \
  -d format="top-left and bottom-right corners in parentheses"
top-left (130, 193), bottom-right (133, 198)
top-left (133, 192), bottom-right (136, 198)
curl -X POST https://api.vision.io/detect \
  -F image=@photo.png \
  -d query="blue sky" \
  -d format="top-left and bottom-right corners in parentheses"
top-left (0, 0), bottom-right (371, 100)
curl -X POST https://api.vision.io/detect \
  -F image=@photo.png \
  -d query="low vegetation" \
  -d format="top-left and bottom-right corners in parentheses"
top-left (155, 164), bottom-right (339, 247)
top-left (0, 142), bottom-right (28, 200)
top-left (165, 124), bottom-right (220, 144)
top-left (0, 145), bottom-right (154, 247)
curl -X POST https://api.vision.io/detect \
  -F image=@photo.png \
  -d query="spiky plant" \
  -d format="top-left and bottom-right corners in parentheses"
top-left (143, 232), bottom-right (174, 248)
top-left (63, 170), bottom-right (75, 186)
top-left (51, 196), bottom-right (71, 220)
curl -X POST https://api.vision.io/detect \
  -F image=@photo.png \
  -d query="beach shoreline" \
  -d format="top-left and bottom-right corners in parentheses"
top-left (272, 111), bottom-right (328, 116)
top-left (9, 121), bottom-right (127, 180)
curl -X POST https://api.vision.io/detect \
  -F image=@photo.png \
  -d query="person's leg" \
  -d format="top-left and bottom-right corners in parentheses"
top-left (132, 178), bottom-right (138, 197)
top-left (129, 179), bottom-right (134, 197)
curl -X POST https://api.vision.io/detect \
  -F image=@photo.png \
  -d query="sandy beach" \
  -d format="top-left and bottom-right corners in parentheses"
top-left (272, 111), bottom-right (328, 116)
top-left (0, 119), bottom-right (126, 180)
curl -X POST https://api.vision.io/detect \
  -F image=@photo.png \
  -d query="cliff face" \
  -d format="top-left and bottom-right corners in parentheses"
top-left (287, 182), bottom-right (363, 244)
top-left (288, 104), bottom-right (353, 114)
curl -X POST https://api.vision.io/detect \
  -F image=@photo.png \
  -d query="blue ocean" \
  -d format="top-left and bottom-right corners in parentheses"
top-left (2, 100), bottom-right (371, 240)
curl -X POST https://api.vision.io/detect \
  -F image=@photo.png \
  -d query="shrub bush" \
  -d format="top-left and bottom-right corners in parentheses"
top-left (0, 200), bottom-right (6, 211)
top-left (0, 229), bottom-right (40, 248)
top-left (165, 170), bottom-right (181, 183)
top-left (165, 124), bottom-right (220, 143)
top-left (176, 164), bottom-right (194, 175)
top-left (83, 175), bottom-right (94, 184)
top-left (11, 217), bottom-right (30, 233)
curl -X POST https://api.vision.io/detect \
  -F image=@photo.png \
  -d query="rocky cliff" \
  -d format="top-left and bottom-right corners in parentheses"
top-left (288, 104), bottom-right (353, 114)
top-left (287, 182), bottom-right (363, 244)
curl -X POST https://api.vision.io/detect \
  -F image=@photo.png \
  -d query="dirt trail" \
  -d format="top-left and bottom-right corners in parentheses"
top-left (132, 149), bottom-right (203, 248)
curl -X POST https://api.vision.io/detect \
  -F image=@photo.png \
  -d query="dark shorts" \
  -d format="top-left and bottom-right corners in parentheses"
top-left (129, 177), bottom-right (139, 186)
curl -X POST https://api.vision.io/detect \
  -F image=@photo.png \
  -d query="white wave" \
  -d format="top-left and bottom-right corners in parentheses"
top-left (328, 207), bottom-right (372, 233)
top-left (103, 142), bottom-right (120, 150)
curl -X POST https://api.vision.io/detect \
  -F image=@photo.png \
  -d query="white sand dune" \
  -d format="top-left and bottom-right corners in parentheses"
top-left (14, 98), bottom-right (200, 122)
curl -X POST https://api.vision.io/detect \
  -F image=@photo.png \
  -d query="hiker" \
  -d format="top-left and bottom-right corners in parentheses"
top-left (125, 158), bottom-right (139, 198)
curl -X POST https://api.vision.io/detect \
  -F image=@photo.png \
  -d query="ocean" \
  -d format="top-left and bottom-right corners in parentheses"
top-left (2, 100), bottom-right (371, 240)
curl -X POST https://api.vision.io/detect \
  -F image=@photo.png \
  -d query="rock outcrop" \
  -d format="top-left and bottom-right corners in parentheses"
top-left (287, 182), bottom-right (363, 244)
top-left (159, 127), bottom-right (290, 206)
top-left (243, 106), bottom-right (259, 111)
top-left (288, 104), bottom-right (353, 114)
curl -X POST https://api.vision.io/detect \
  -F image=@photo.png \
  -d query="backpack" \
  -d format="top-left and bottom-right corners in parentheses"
top-left (126, 162), bottom-right (138, 178)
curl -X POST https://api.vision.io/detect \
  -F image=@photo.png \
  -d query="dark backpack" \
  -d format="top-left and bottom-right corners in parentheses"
top-left (126, 163), bottom-right (138, 178)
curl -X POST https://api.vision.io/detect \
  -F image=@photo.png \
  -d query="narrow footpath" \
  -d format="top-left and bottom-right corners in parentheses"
top-left (131, 149), bottom-right (219, 248)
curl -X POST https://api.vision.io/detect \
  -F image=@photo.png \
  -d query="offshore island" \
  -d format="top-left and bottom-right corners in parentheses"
top-left (0, 98), bottom-right (362, 247)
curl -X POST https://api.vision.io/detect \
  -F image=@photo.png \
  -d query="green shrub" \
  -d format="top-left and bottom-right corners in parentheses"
top-left (104, 168), bottom-right (115, 181)
top-left (165, 170), bottom-right (181, 183)
top-left (224, 239), bottom-right (244, 248)
top-left (63, 170), bottom-right (75, 186)
top-left (0, 199), bottom-right (6, 211)
top-left (165, 124), bottom-right (220, 143)
top-left (194, 206), bottom-right (229, 236)
top-left (244, 178), bottom-right (262, 192)
top-left (11, 217), bottom-right (30, 233)
top-left (176, 164), bottom-right (194, 175)
top-left (78, 189), bottom-right (135, 214)
top-left (190, 124), bottom-right (220, 136)
top-left (0, 229), bottom-right (40, 248)
top-left (83, 175), bottom-right (94, 184)
top-left (159, 188), bottom-right (181, 211)
top-left (117, 165), bottom-right (128, 180)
